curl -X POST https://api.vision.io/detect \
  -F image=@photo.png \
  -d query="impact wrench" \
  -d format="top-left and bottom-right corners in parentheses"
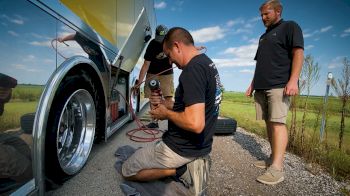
top-left (148, 79), bottom-right (162, 107)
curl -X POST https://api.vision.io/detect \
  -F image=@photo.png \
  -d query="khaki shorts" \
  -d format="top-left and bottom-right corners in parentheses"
top-left (254, 88), bottom-right (290, 124)
top-left (144, 73), bottom-right (174, 98)
top-left (121, 140), bottom-right (194, 177)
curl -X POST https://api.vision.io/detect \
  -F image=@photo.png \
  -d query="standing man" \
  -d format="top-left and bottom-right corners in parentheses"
top-left (246, 0), bottom-right (304, 185)
top-left (122, 27), bottom-right (222, 195)
top-left (135, 25), bottom-right (174, 129)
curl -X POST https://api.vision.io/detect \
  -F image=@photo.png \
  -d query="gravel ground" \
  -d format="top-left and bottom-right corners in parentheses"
top-left (208, 127), bottom-right (348, 196)
top-left (47, 109), bottom-right (349, 195)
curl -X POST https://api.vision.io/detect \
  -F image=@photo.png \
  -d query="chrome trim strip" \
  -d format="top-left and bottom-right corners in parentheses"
top-left (10, 179), bottom-right (35, 196)
top-left (106, 115), bottom-right (131, 138)
top-left (33, 56), bottom-right (105, 195)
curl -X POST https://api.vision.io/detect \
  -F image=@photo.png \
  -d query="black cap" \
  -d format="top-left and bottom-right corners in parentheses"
top-left (155, 25), bottom-right (168, 42)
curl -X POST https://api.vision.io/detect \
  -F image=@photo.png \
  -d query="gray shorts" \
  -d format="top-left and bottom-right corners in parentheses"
top-left (122, 140), bottom-right (195, 177)
top-left (254, 88), bottom-right (290, 124)
top-left (144, 73), bottom-right (174, 98)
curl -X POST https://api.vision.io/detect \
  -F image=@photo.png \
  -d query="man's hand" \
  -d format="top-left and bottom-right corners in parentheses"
top-left (245, 84), bottom-right (253, 97)
top-left (149, 91), bottom-right (163, 107)
top-left (149, 104), bottom-right (168, 120)
top-left (284, 80), bottom-right (299, 96)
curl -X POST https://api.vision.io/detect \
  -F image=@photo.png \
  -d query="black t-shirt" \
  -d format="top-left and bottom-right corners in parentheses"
top-left (144, 39), bottom-right (173, 75)
top-left (162, 53), bottom-right (222, 157)
top-left (253, 20), bottom-right (304, 89)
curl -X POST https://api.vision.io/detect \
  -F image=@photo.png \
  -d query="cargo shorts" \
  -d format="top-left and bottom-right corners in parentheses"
top-left (121, 140), bottom-right (195, 177)
top-left (254, 88), bottom-right (290, 124)
top-left (144, 73), bottom-right (174, 98)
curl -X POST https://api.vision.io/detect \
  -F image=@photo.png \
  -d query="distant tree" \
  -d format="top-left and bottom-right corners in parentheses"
top-left (299, 54), bottom-right (320, 148)
top-left (331, 57), bottom-right (350, 150)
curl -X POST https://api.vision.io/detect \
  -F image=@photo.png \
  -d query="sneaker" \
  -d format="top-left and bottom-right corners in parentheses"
top-left (142, 122), bottom-right (159, 128)
top-left (253, 157), bottom-right (271, 169)
top-left (177, 156), bottom-right (210, 196)
top-left (256, 166), bottom-right (285, 185)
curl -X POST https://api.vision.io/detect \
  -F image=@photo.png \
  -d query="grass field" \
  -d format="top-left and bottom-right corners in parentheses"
top-left (11, 84), bottom-right (43, 101)
top-left (0, 102), bottom-right (37, 132)
top-left (0, 84), bottom-right (42, 132)
top-left (220, 91), bottom-right (350, 180)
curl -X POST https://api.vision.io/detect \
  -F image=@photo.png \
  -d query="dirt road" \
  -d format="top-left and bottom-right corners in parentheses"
top-left (47, 111), bottom-right (345, 196)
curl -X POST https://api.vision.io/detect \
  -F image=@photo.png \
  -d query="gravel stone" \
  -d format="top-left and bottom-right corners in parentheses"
top-left (207, 127), bottom-right (346, 196)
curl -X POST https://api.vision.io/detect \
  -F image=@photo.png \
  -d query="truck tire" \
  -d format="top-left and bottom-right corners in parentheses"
top-left (45, 71), bottom-right (96, 183)
top-left (129, 81), bottom-right (140, 121)
top-left (20, 113), bottom-right (35, 134)
top-left (215, 117), bottom-right (237, 135)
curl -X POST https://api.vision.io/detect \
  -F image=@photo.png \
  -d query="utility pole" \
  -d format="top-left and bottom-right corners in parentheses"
top-left (320, 72), bottom-right (333, 141)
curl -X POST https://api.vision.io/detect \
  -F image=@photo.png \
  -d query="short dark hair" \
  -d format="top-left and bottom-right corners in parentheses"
top-left (163, 27), bottom-right (194, 49)
top-left (260, 0), bottom-right (283, 14)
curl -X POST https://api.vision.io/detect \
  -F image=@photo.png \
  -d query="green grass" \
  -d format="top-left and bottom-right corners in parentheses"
top-left (11, 84), bottom-right (44, 101)
top-left (0, 101), bottom-right (37, 132)
top-left (0, 84), bottom-right (42, 132)
top-left (220, 91), bottom-right (350, 180)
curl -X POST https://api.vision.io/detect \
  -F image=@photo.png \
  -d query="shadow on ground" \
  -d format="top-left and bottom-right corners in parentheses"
top-left (232, 130), bottom-right (268, 160)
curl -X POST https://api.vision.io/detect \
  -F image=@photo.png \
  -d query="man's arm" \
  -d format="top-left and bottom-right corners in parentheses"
top-left (135, 60), bottom-right (150, 88)
top-left (245, 80), bottom-right (254, 97)
top-left (149, 103), bottom-right (205, 134)
top-left (284, 47), bottom-right (304, 96)
top-left (57, 33), bottom-right (75, 42)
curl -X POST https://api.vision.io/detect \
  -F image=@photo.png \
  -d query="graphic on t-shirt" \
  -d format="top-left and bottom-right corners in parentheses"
top-left (209, 62), bottom-right (222, 116)
top-left (156, 52), bottom-right (167, 60)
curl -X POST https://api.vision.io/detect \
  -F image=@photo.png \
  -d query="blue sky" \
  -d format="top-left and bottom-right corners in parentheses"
top-left (154, 0), bottom-right (350, 96)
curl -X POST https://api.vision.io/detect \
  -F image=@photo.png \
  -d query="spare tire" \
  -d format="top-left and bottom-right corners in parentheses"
top-left (215, 117), bottom-right (237, 135)
top-left (20, 113), bottom-right (35, 134)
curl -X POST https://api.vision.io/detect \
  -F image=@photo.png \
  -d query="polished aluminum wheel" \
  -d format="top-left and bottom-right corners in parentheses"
top-left (56, 89), bottom-right (95, 175)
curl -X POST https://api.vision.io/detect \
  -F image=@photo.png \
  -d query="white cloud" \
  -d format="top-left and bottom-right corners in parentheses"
top-left (31, 33), bottom-right (51, 40)
top-left (305, 45), bottom-right (314, 50)
top-left (8, 30), bottom-right (19, 37)
top-left (303, 33), bottom-right (312, 38)
top-left (154, 1), bottom-right (166, 9)
top-left (223, 43), bottom-right (258, 59)
top-left (29, 41), bottom-right (52, 47)
top-left (344, 27), bottom-right (350, 33)
top-left (212, 43), bottom-right (258, 68)
top-left (303, 30), bottom-right (319, 38)
top-left (170, 0), bottom-right (184, 11)
top-left (1, 14), bottom-right (24, 25)
top-left (212, 58), bottom-right (255, 68)
top-left (249, 16), bottom-right (261, 22)
top-left (320, 25), bottom-right (333, 33)
top-left (191, 26), bottom-right (225, 43)
top-left (226, 18), bottom-right (244, 27)
top-left (234, 28), bottom-right (253, 34)
top-left (239, 69), bottom-right (254, 74)
top-left (304, 26), bottom-right (333, 39)
top-left (12, 64), bottom-right (41, 72)
top-left (328, 56), bottom-right (346, 69)
top-left (23, 55), bottom-right (36, 62)
top-left (248, 38), bottom-right (259, 44)
top-left (340, 27), bottom-right (350, 38)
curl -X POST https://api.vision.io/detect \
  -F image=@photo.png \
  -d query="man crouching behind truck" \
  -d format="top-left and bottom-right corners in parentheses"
top-left (121, 27), bottom-right (222, 195)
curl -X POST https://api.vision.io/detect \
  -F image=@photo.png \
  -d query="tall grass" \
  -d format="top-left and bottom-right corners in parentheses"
top-left (220, 91), bottom-right (350, 180)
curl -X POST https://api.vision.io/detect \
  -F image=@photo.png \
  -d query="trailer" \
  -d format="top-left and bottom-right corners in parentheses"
top-left (0, 0), bottom-right (155, 195)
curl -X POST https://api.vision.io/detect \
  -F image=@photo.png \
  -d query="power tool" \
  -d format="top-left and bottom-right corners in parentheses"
top-left (148, 79), bottom-right (162, 107)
